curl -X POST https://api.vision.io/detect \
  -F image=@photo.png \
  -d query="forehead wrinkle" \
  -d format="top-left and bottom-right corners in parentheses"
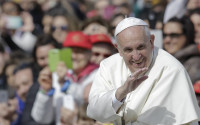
top-left (117, 26), bottom-right (148, 47)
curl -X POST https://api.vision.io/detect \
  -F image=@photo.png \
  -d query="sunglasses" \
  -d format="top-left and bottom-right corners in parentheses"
top-left (51, 26), bottom-right (68, 32)
top-left (93, 52), bottom-right (111, 58)
top-left (163, 33), bottom-right (183, 38)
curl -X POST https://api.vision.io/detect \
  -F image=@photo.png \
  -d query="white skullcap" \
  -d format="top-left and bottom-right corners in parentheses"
top-left (114, 17), bottom-right (148, 37)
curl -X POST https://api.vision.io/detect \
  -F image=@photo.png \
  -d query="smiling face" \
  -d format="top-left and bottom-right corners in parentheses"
top-left (36, 44), bottom-right (55, 68)
top-left (14, 68), bottom-right (33, 102)
top-left (71, 47), bottom-right (91, 75)
top-left (116, 26), bottom-right (154, 73)
top-left (163, 22), bottom-right (186, 54)
top-left (52, 16), bottom-right (68, 43)
top-left (90, 43), bottom-right (112, 65)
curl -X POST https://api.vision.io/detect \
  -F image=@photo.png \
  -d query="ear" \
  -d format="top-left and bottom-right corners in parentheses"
top-left (150, 34), bottom-right (155, 49)
top-left (114, 44), bottom-right (118, 49)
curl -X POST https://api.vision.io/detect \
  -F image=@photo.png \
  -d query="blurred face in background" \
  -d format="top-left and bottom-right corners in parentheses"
top-left (19, 0), bottom-right (35, 11)
top-left (42, 15), bottom-right (53, 34)
top-left (187, 0), bottom-right (200, 10)
top-left (71, 47), bottom-right (91, 75)
top-left (14, 68), bottom-right (33, 102)
top-left (110, 15), bottom-right (124, 36)
top-left (51, 16), bottom-right (68, 43)
top-left (163, 22), bottom-right (186, 55)
top-left (5, 64), bottom-right (16, 87)
top-left (190, 13), bottom-right (200, 44)
top-left (90, 43), bottom-right (112, 65)
top-left (83, 23), bottom-right (109, 35)
top-left (36, 44), bottom-right (55, 68)
top-left (0, 52), bottom-right (5, 75)
top-left (2, 1), bottom-right (19, 15)
top-left (95, 0), bottom-right (109, 17)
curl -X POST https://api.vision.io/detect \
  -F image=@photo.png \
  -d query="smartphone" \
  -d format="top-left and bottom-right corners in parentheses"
top-left (6, 16), bottom-right (23, 29)
top-left (0, 90), bottom-right (8, 103)
top-left (48, 48), bottom-right (73, 72)
top-left (60, 48), bottom-right (73, 70)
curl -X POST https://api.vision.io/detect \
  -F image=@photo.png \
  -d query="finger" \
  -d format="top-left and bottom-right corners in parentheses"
top-left (130, 67), bottom-right (148, 79)
top-left (131, 76), bottom-right (148, 90)
top-left (136, 75), bottom-right (148, 84)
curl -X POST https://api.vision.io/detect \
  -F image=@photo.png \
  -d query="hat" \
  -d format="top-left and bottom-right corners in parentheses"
top-left (193, 82), bottom-right (200, 94)
top-left (90, 34), bottom-right (112, 45)
top-left (114, 17), bottom-right (148, 37)
top-left (63, 31), bottom-right (92, 49)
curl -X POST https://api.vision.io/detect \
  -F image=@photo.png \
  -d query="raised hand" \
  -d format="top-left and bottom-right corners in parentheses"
top-left (56, 62), bottom-right (68, 85)
top-left (60, 106), bottom-right (78, 125)
top-left (38, 66), bottom-right (52, 92)
top-left (116, 67), bottom-right (148, 101)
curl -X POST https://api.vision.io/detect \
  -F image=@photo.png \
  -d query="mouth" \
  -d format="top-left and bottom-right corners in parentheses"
top-left (130, 58), bottom-right (144, 67)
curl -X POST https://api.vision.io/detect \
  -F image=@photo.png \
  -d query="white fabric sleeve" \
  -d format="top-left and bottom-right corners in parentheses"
top-left (12, 31), bottom-right (36, 52)
top-left (112, 89), bottom-right (124, 112)
top-left (31, 91), bottom-right (54, 124)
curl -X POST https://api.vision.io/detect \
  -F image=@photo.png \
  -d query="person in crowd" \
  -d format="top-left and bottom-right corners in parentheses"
top-left (87, 17), bottom-right (200, 124)
top-left (19, 0), bottom-right (44, 28)
top-left (81, 16), bottom-right (111, 36)
top-left (42, 12), bottom-right (53, 34)
top-left (186, 0), bottom-right (200, 11)
top-left (13, 63), bottom-right (34, 125)
top-left (3, 50), bottom-right (31, 90)
top-left (0, 50), bottom-right (31, 125)
top-left (189, 8), bottom-right (200, 44)
top-left (31, 31), bottom-right (98, 125)
top-left (89, 34), bottom-right (116, 65)
top-left (21, 34), bottom-right (59, 125)
top-left (51, 13), bottom-right (78, 44)
top-left (193, 81), bottom-right (200, 106)
top-left (32, 34), bottom-right (61, 78)
top-left (109, 13), bottom-right (125, 36)
top-left (0, 62), bottom-right (34, 125)
top-left (0, 88), bottom-right (18, 125)
top-left (0, 1), bottom-right (37, 53)
top-left (163, 17), bottom-right (200, 84)
top-left (193, 81), bottom-right (200, 125)
top-left (0, 42), bottom-right (10, 89)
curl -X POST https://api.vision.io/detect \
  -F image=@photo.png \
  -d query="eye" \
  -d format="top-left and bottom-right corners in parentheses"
top-left (123, 48), bottom-right (132, 53)
top-left (137, 45), bottom-right (146, 50)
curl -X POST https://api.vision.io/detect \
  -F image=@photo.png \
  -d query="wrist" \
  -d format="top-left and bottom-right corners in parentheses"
top-left (40, 87), bottom-right (55, 96)
top-left (61, 79), bottom-right (71, 92)
top-left (59, 78), bottom-right (66, 85)
top-left (116, 86), bottom-right (127, 102)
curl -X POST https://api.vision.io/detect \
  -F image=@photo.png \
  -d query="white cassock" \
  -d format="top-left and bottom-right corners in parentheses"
top-left (87, 47), bottom-right (200, 125)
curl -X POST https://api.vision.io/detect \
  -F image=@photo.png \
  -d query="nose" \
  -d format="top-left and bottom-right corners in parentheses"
top-left (43, 58), bottom-right (48, 68)
top-left (164, 35), bottom-right (171, 44)
top-left (97, 55), bottom-right (104, 64)
top-left (18, 87), bottom-right (28, 101)
top-left (131, 50), bottom-right (141, 61)
top-left (72, 52), bottom-right (77, 59)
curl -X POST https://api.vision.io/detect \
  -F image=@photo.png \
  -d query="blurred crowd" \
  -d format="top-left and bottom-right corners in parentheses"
top-left (0, 0), bottom-right (200, 125)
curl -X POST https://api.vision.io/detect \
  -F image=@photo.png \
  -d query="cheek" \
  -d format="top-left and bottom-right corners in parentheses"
top-left (122, 54), bottom-right (131, 64)
top-left (37, 59), bottom-right (43, 65)
top-left (23, 84), bottom-right (31, 93)
top-left (90, 56), bottom-right (96, 62)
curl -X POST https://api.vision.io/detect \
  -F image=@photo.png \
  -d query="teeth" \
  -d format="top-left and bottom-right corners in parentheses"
top-left (133, 58), bottom-right (143, 64)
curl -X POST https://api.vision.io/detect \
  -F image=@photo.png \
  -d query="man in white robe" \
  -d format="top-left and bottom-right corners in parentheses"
top-left (87, 17), bottom-right (200, 125)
